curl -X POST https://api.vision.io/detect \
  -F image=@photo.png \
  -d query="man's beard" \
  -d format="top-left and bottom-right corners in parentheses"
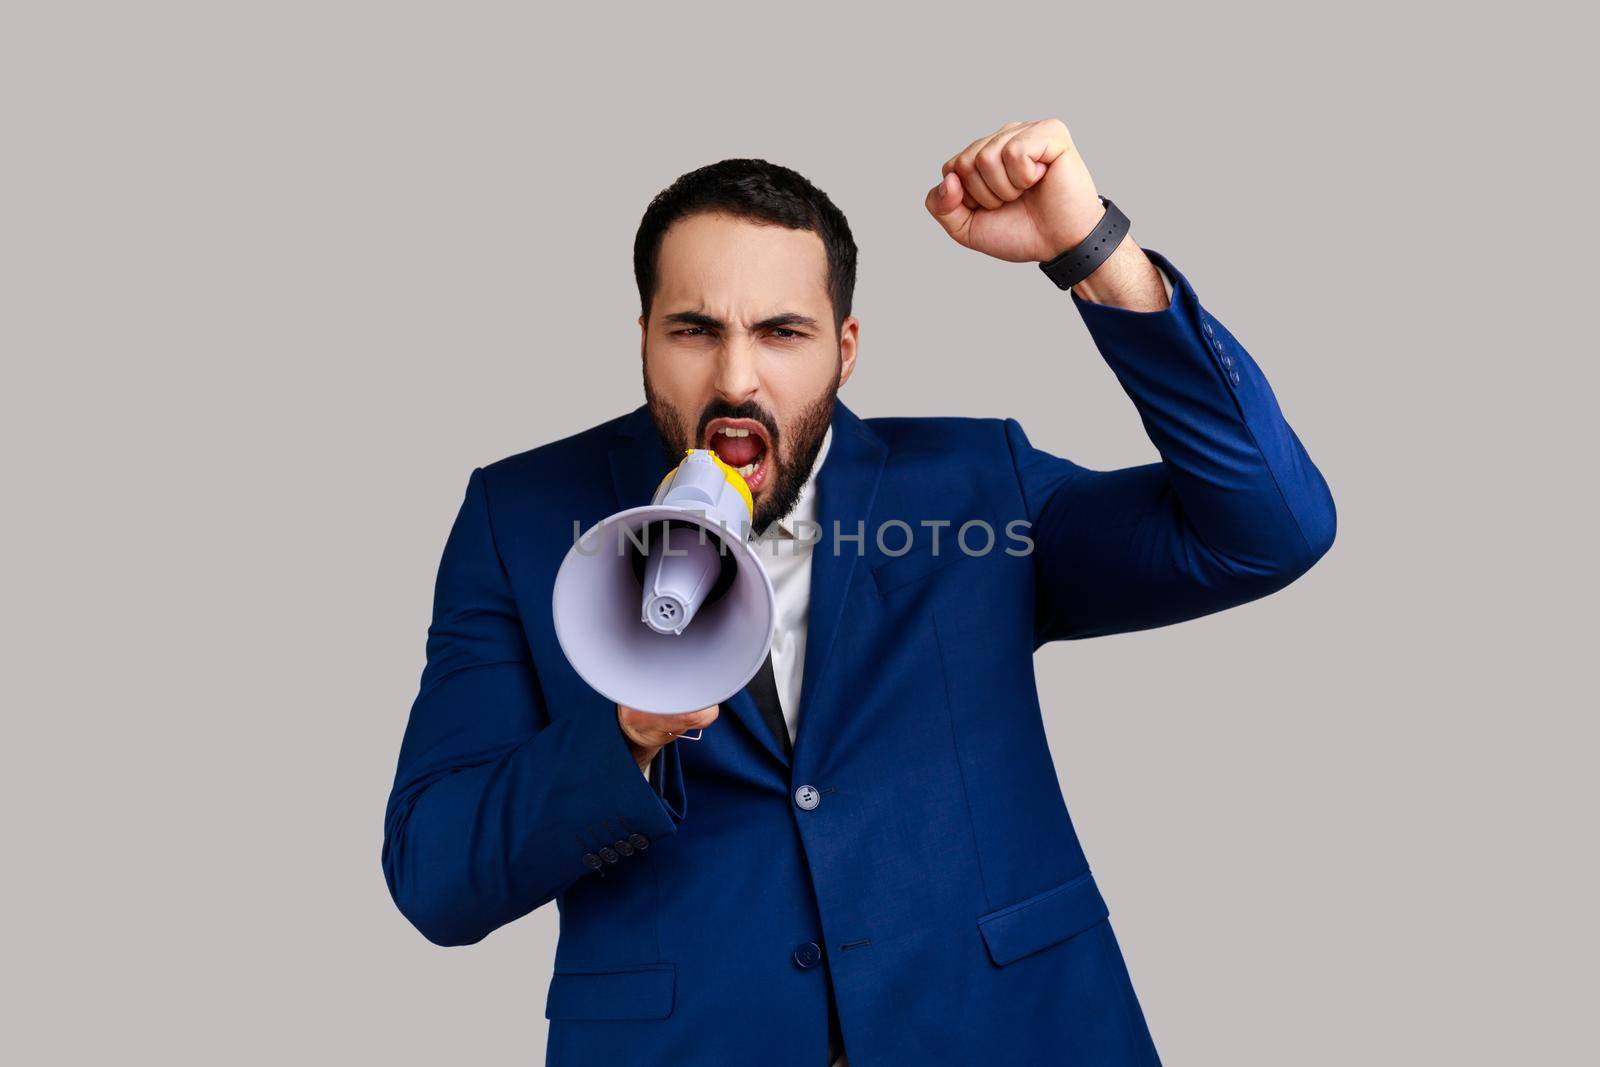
top-left (644, 364), bottom-right (838, 536)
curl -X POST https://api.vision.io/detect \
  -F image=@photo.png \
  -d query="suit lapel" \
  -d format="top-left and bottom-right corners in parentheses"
top-left (607, 405), bottom-right (793, 769)
top-left (725, 688), bottom-right (788, 768)
top-left (607, 404), bottom-right (667, 510)
top-left (790, 399), bottom-right (888, 769)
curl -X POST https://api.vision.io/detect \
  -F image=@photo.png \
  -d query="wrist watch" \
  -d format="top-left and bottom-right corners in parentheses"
top-left (1037, 196), bottom-right (1130, 290)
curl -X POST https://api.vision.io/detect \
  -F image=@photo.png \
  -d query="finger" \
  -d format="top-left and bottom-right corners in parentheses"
top-left (619, 704), bottom-right (718, 746)
top-left (672, 705), bottom-right (720, 732)
top-left (949, 150), bottom-right (1002, 210)
top-left (621, 703), bottom-right (717, 724)
top-left (960, 126), bottom-right (1026, 209)
top-left (993, 125), bottom-right (1045, 195)
top-left (652, 705), bottom-right (720, 740)
top-left (976, 130), bottom-right (1026, 202)
top-left (1006, 119), bottom-right (1075, 184)
top-left (925, 172), bottom-right (973, 241)
top-left (934, 156), bottom-right (979, 212)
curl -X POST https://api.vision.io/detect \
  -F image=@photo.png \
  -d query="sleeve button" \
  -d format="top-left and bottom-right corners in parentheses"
top-left (629, 833), bottom-right (651, 850)
top-left (599, 846), bottom-right (620, 864)
top-left (582, 852), bottom-right (602, 871)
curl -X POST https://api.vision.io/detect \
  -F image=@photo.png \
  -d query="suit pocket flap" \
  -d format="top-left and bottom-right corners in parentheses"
top-left (977, 871), bottom-right (1108, 966)
top-left (545, 964), bottom-right (676, 1021)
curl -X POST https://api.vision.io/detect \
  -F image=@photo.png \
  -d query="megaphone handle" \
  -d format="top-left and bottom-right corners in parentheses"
top-left (668, 729), bottom-right (704, 742)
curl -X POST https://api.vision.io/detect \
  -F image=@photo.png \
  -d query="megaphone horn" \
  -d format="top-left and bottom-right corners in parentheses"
top-left (551, 449), bottom-right (776, 715)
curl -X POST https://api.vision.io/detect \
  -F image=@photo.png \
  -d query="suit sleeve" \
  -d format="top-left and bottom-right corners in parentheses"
top-left (381, 467), bottom-right (688, 947)
top-left (1007, 248), bottom-right (1336, 644)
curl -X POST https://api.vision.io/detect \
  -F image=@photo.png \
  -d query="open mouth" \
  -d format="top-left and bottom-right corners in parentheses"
top-left (703, 417), bottom-right (773, 493)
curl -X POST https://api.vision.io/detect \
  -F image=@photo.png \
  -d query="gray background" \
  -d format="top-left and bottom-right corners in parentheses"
top-left (4, 1), bottom-right (1593, 1063)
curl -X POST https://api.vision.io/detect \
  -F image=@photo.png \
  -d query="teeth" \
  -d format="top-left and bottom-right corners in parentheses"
top-left (737, 462), bottom-right (758, 477)
top-left (718, 426), bottom-right (751, 437)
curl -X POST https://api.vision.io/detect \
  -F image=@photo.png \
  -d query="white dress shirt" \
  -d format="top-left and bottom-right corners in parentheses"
top-left (646, 263), bottom-right (1173, 1067)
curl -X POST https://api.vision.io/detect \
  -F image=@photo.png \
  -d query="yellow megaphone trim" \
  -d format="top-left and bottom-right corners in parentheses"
top-left (700, 448), bottom-right (755, 519)
top-left (652, 449), bottom-right (755, 520)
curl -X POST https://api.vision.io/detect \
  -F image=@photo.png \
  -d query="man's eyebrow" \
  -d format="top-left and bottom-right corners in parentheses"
top-left (662, 310), bottom-right (820, 331)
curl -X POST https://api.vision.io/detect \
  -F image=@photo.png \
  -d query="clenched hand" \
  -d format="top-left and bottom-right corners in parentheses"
top-left (925, 117), bottom-right (1105, 263)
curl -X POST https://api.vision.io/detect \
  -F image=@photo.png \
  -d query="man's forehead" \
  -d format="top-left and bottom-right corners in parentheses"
top-left (655, 213), bottom-right (829, 315)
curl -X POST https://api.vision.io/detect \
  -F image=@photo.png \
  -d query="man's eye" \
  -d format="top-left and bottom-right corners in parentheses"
top-left (671, 326), bottom-right (804, 340)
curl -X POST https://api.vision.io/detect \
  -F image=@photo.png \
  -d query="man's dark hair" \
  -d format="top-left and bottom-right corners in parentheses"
top-left (633, 158), bottom-right (858, 337)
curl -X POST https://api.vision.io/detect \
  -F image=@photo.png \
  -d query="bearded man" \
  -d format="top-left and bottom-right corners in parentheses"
top-left (382, 118), bottom-right (1336, 1067)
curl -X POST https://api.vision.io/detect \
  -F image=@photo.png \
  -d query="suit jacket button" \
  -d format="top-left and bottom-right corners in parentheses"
top-left (793, 941), bottom-right (822, 968)
top-left (582, 852), bottom-right (602, 871)
top-left (629, 833), bottom-right (650, 850)
top-left (599, 846), bottom-right (620, 864)
top-left (794, 784), bottom-right (820, 811)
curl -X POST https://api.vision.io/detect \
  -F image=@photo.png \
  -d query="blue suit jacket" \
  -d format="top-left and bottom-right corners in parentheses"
top-left (382, 249), bottom-right (1336, 1066)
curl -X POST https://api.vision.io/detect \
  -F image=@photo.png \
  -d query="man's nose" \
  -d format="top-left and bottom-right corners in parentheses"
top-left (712, 341), bottom-right (761, 405)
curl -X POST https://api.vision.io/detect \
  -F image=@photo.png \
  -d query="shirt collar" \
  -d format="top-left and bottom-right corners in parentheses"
top-left (772, 423), bottom-right (833, 538)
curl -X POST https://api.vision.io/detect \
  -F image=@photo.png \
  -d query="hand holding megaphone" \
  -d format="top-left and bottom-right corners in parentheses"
top-left (552, 448), bottom-right (777, 725)
top-left (618, 701), bottom-right (721, 773)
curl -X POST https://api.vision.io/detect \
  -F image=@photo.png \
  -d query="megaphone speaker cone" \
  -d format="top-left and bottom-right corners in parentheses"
top-left (551, 450), bottom-right (776, 715)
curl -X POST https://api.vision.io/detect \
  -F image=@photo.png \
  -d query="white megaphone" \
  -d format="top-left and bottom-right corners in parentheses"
top-left (551, 449), bottom-right (775, 714)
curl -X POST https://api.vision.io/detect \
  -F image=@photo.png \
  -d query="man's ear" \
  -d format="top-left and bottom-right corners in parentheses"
top-left (638, 315), bottom-right (648, 363)
top-left (837, 315), bottom-right (860, 387)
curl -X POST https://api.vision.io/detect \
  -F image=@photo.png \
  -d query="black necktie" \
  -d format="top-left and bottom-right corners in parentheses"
top-left (746, 651), bottom-right (793, 760)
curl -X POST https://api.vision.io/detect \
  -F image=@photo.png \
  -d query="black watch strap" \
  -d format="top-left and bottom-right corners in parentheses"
top-left (1037, 196), bottom-right (1130, 290)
